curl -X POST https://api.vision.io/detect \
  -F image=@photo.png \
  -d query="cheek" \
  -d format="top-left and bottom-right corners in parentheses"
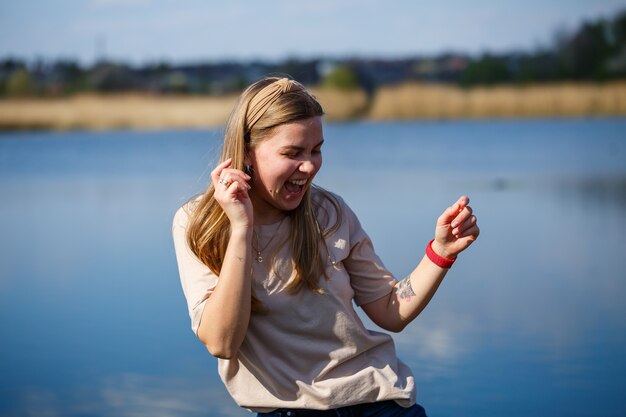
top-left (314, 154), bottom-right (323, 172)
top-left (256, 164), bottom-right (290, 187)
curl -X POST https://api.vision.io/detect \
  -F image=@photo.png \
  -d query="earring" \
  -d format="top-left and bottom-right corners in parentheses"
top-left (244, 165), bottom-right (254, 177)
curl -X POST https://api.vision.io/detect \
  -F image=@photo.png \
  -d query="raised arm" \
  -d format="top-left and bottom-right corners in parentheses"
top-left (361, 196), bottom-right (479, 332)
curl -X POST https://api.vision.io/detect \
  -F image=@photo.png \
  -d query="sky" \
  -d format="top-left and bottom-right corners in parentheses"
top-left (1, 0), bottom-right (625, 65)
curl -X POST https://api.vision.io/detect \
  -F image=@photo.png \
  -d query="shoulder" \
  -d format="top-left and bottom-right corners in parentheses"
top-left (312, 186), bottom-right (352, 211)
top-left (311, 186), bottom-right (342, 222)
top-left (311, 186), bottom-right (362, 233)
top-left (172, 194), bottom-right (203, 231)
top-left (314, 186), bottom-right (362, 214)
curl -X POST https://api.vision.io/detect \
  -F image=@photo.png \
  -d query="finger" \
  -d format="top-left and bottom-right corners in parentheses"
top-left (456, 195), bottom-right (470, 208)
top-left (460, 224), bottom-right (480, 240)
top-left (223, 167), bottom-right (251, 181)
top-left (218, 167), bottom-right (251, 185)
top-left (218, 177), bottom-right (249, 192)
top-left (453, 214), bottom-right (477, 237)
top-left (219, 172), bottom-right (251, 190)
top-left (438, 203), bottom-right (462, 226)
top-left (210, 158), bottom-right (233, 180)
top-left (216, 177), bottom-right (231, 189)
top-left (228, 180), bottom-right (251, 195)
top-left (451, 206), bottom-right (473, 230)
top-left (234, 179), bottom-right (251, 191)
top-left (438, 196), bottom-right (470, 225)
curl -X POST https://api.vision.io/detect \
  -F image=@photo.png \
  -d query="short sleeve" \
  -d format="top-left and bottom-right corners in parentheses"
top-left (172, 205), bottom-right (218, 335)
top-left (338, 198), bottom-right (397, 306)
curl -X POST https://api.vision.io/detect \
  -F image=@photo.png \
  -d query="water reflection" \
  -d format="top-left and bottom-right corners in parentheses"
top-left (1, 119), bottom-right (625, 417)
top-left (14, 372), bottom-right (239, 417)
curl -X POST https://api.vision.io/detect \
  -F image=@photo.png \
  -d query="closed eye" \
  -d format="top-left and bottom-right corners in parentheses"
top-left (280, 140), bottom-right (323, 158)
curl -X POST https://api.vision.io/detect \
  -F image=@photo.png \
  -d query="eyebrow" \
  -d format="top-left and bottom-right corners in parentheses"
top-left (280, 139), bottom-right (324, 151)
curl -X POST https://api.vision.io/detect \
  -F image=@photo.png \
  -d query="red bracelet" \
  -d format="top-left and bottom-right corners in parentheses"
top-left (426, 239), bottom-right (456, 268)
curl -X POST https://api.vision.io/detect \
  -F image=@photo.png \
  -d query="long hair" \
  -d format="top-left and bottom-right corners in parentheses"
top-left (185, 77), bottom-right (341, 311)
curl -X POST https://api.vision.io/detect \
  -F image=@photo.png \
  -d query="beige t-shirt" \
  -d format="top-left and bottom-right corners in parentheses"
top-left (172, 190), bottom-right (415, 412)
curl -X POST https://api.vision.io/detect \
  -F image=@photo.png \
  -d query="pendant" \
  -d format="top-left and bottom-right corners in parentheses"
top-left (256, 252), bottom-right (263, 263)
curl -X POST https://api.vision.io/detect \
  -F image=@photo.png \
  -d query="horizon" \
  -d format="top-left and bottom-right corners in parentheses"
top-left (1, 1), bottom-right (625, 65)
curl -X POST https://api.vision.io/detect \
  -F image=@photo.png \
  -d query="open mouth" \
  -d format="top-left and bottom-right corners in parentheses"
top-left (284, 179), bottom-right (307, 195)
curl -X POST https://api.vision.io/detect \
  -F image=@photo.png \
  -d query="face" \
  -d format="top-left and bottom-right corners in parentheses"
top-left (247, 116), bottom-right (323, 224)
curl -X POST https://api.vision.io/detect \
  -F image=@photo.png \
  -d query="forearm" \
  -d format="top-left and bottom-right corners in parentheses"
top-left (362, 254), bottom-right (449, 333)
top-left (394, 254), bottom-right (449, 326)
top-left (197, 227), bottom-right (252, 358)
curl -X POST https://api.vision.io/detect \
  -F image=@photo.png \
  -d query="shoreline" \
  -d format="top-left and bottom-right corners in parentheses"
top-left (1, 82), bottom-right (625, 131)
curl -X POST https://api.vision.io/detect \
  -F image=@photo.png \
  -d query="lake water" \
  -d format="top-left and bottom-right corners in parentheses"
top-left (1, 119), bottom-right (625, 417)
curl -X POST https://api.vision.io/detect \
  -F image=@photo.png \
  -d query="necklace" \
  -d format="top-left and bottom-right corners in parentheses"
top-left (252, 216), bottom-right (286, 263)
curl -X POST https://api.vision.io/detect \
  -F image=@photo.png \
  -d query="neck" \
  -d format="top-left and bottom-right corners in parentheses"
top-left (250, 193), bottom-right (288, 225)
top-left (254, 211), bottom-right (288, 225)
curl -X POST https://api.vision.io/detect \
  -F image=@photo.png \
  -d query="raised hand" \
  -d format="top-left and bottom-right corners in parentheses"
top-left (211, 158), bottom-right (253, 230)
top-left (432, 195), bottom-right (480, 259)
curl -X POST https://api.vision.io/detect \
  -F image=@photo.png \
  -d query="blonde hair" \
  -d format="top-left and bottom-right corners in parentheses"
top-left (186, 77), bottom-right (341, 311)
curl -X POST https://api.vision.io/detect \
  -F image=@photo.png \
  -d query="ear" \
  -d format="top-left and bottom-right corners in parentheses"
top-left (243, 152), bottom-right (253, 176)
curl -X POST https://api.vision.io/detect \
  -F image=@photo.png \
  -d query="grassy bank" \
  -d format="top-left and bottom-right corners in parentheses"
top-left (0, 94), bottom-right (237, 131)
top-left (369, 81), bottom-right (626, 120)
top-left (0, 82), bottom-right (624, 131)
top-left (0, 87), bottom-right (367, 131)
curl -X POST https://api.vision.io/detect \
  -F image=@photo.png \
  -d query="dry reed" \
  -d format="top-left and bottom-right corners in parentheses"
top-left (0, 88), bottom-right (368, 131)
top-left (1, 82), bottom-right (624, 131)
top-left (368, 81), bottom-right (626, 120)
top-left (0, 94), bottom-right (238, 131)
top-left (309, 87), bottom-right (368, 121)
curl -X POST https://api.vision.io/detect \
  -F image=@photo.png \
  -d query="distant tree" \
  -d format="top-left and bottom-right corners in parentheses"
top-left (53, 60), bottom-right (83, 79)
top-left (0, 58), bottom-right (27, 74)
top-left (605, 10), bottom-right (626, 76)
top-left (321, 65), bottom-right (359, 90)
top-left (47, 60), bottom-right (87, 95)
top-left (150, 61), bottom-right (172, 74)
top-left (89, 63), bottom-right (138, 92)
top-left (512, 52), bottom-right (561, 83)
top-left (559, 19), bottom-right (612, 80)
top-left (166, 71), bottom-right (189, 93)
top-left (460, 54), bottom-right (511, 86)
top-left (275, 59), bottom-right (320, 85)
top-left (6, 69), bottom-right (36, 96)
top-left (612, 10), bottom-right (626, 46)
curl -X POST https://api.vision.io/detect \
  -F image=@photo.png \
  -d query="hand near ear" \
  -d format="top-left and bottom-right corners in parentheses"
top-left (211, 158), bottom-right (254, 229)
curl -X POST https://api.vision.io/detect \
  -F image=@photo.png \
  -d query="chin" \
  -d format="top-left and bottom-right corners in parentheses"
top-left (280, 198), bottom-right (304, 212)
top-left (279, 188), bottom-right (308, 209)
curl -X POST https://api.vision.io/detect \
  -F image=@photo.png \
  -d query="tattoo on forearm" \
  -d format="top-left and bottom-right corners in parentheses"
top-left (395, 275), bottom-right (416, 302)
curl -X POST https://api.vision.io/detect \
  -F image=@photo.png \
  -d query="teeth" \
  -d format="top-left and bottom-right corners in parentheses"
top-left (289, 179), bottom-right (307, 186)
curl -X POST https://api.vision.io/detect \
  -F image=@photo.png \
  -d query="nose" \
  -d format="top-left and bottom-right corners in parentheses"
top-left (299, 159), bottom-right (317, 175)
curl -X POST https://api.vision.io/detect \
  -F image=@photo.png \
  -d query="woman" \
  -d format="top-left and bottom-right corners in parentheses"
top-left (173, 77), bottom-right (480, 416)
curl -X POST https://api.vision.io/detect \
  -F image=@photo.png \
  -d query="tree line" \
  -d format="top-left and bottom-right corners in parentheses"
top-left (1, 9), bottom-right (625, 97)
